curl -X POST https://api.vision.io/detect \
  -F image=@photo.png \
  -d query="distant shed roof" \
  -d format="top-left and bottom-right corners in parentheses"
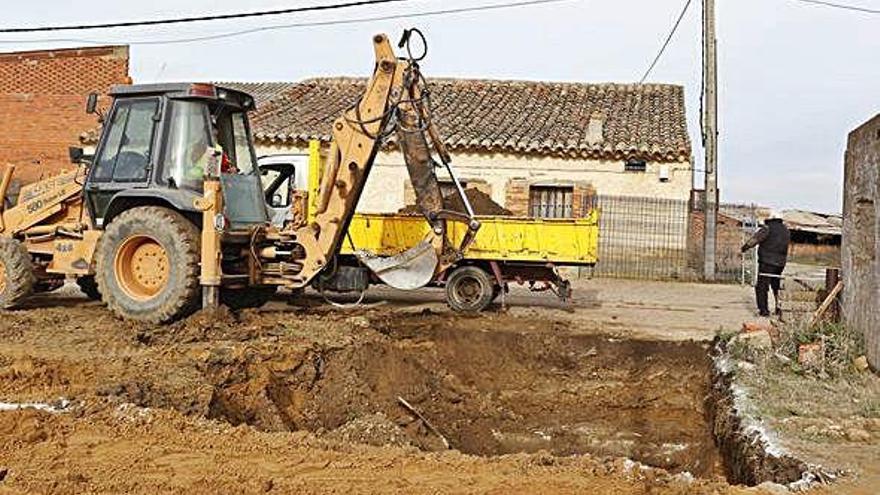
top-left (224, 77), bottom-right (692, 162)
top-left (783, 210), bottom-right (841, 236)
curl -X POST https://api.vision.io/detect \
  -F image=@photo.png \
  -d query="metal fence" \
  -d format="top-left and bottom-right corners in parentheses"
top-left (580, 195), bottom-right (754, 283)
top-left (586, 195), bottom-right (694, 280)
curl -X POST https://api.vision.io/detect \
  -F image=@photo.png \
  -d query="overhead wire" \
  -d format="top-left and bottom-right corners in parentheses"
top-left (0, 0), bottom-right (581, 46)
top-left (639, 0), bottom-right (693, 83)
top-left (0, 0), bottom-right (411, 33)
top-left (790, 0), bottom-right (880, 14)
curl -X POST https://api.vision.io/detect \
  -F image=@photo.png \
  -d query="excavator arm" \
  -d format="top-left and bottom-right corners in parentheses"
top-left (282, 32), bottom-right (480, 290)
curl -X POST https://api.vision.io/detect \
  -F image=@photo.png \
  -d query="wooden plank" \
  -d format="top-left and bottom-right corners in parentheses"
top-left (809, 281), bottom-right (843, 328)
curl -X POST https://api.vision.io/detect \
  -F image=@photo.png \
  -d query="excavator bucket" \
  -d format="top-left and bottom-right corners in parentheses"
top-left (356, 240), bottom-right (438, 290)
top-left (350, 93), bottom-right (447, 291)
top-left (351, 84), bottom-right (479, 292)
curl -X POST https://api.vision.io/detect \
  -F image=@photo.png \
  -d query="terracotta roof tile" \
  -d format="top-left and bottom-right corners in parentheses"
top-left (83, 78), bottom-right (691, 162)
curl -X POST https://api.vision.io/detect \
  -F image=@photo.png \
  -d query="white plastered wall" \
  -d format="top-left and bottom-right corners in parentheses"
top-left (255, 143), bottom-right (693, 214)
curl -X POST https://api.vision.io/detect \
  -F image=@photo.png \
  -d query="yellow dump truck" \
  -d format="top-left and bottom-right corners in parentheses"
top-left (260, 142), bottom-right (599, 312)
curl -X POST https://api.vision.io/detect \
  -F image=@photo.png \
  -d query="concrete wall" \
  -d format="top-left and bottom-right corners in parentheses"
top-left (0, 46), bottom-right (130, 184)
top-left (842, 114), bottom-right (879, 370)
top-left (255, 143), bottom-right (694, 214)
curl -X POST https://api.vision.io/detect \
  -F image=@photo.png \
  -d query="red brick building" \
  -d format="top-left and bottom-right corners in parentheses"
top-left (0, 45), bottom-right (130, 184)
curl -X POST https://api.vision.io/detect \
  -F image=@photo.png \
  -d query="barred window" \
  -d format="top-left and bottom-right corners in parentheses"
top-left (529, 185), bottom-right (573, 218)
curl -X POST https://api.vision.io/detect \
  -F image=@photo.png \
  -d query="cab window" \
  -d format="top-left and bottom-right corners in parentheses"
top-left (92, 98), bottom-right (159, 182)
top-left (214, 109), bottom-right (256, 175)
top-left (162, 100), bottom-right (211, 191)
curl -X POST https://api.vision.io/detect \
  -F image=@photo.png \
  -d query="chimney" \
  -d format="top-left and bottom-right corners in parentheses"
top-left (586, 112), bottom-right (605, 145)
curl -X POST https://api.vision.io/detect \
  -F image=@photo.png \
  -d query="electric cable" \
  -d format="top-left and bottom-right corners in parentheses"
top-left (790, 0), bottom-right (880, 14)
top-left (639, 0), bottom-right (693, 83)
top-left (0, 0), bottom-right (411, 33)
top-left (0, 0), bottom-right (580, 46)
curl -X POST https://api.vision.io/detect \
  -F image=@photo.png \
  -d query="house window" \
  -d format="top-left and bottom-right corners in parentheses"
top-left (625, 159), bottom-right (647, 172)
top-left (529, 185), bottom-right (573, 218)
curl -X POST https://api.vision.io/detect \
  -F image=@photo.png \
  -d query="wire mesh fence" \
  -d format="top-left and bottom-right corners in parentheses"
top-left (580, 195), bottom-right (756, 283)
top-left (587, 195), bottom-right (693, 280)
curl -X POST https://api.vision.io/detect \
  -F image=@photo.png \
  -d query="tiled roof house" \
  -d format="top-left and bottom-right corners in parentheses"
top-left (224, 77), bottom-right (694, 218)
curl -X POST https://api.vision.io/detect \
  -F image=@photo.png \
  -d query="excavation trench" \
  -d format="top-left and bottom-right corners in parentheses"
top-left (200, 316), bottom-right (727, 479)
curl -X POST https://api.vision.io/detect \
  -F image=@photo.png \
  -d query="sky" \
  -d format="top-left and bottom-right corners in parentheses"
top-left (0, 0), bottom-right (877, 213)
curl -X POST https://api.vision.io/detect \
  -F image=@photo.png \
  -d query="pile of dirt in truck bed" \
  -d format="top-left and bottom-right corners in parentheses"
top-left (398, 187), bottom-right (512, 216)
top-left (0, 294), bottom-right (756, 493)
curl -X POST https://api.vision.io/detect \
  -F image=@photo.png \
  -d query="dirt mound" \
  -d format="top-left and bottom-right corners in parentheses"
top-left (0, 409), bottom-right (54, 445)
top-left (133, 306), bottom-right (280, 344)
top-left (399, 188), bottom-right (512, 216)
top-left (445, 188), bottom-right (512, 216)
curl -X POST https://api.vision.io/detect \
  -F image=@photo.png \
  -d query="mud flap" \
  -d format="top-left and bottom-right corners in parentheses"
top-left (356, 241), bottom-right (438, 290)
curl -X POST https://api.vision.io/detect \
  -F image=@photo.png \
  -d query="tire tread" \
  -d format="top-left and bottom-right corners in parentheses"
top-left (0, 237), bottom-right (36, 309)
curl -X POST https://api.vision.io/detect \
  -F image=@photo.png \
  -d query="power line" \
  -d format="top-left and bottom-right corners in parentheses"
top-left (0, 0), bottom-right (411, 34)
top-left (0, 0), bottom-right (580, 46)
top-left (791, 0), bottom-right (880, 14)
top-left (639, 0), bottom-right (693, 83)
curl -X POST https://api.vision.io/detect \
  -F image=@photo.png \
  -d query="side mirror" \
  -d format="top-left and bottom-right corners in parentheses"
top-left (271, 194), bottom-right (284, 208)
top-left (69, 146), bottom-right (85, 163)
top-left (85, 92), bottom-right (98, 114)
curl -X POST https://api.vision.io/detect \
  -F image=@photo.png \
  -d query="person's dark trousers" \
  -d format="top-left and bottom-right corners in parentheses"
top-left (756, 262), bottom-right (784, 316)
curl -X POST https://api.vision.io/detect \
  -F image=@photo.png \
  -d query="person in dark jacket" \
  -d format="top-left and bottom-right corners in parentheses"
top-left (741, 211), bottom-right (790, 317)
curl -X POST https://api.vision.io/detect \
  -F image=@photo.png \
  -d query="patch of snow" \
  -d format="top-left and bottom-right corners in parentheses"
top-left (0, 398), bottom-right (71, 413)
top-left (672, 471), bottom-right (694, 483)
top-left (533, 430), bottom-right (552, 441)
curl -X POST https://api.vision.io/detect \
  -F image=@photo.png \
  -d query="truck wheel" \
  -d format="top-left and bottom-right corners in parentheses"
top-left (96, 207), bottom-right (201, 323)
top-left (446, 266), bottom-right (495, 313)
top-left (0, 238), bottom-right (36, 309)
top-left (76, 276), bottom-right (102, 301)
top-left (221, 286), bottom-right (276, 310)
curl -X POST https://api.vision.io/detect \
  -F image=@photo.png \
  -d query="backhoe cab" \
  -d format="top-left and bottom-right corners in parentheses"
top-left (82, 83), bottom-right (264, 230)
top-left (0, 32), bottom-right (479, 323)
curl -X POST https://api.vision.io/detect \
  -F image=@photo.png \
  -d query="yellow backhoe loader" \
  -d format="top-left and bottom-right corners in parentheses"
top-left (0, 30), bottom-right (479, 323)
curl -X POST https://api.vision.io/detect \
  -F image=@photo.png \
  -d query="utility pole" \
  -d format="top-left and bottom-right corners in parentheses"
top-left (702, 0), bottom-right (718, 281)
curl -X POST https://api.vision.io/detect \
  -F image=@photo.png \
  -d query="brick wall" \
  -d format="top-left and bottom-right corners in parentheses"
top-left (687, 211), bottom-right (745, 280)
top-left (504, 179), bottom-right (529, 215)
top-left (842, 114), bottom-right (879, 370)
top-left (0, 45), bottom-right (129, 184)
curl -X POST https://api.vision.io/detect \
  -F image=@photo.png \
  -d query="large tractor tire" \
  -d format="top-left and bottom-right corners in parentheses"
top-left (95, 207), bottom-right (201, 323)
top-left (221, 286), bottom-right (277, 310)
top-left (0, 237), bottom-right (36, 309)
top-left (445, 265), bottom-right (495, 313)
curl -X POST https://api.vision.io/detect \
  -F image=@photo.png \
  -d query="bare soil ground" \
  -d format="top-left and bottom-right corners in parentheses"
top-left (0, 278), bottom-right (825, 494)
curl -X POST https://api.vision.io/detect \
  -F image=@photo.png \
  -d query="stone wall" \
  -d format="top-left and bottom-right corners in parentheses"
top-left (842, 114), bottom-right (879, 370)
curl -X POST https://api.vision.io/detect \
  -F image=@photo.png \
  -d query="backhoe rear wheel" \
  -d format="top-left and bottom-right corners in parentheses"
top-left (0, 237), bottom-right (36, 309)
top-left (445, 265), bottom-right (495, 313)
top-left (96, 207), bottom-right (201, 323)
